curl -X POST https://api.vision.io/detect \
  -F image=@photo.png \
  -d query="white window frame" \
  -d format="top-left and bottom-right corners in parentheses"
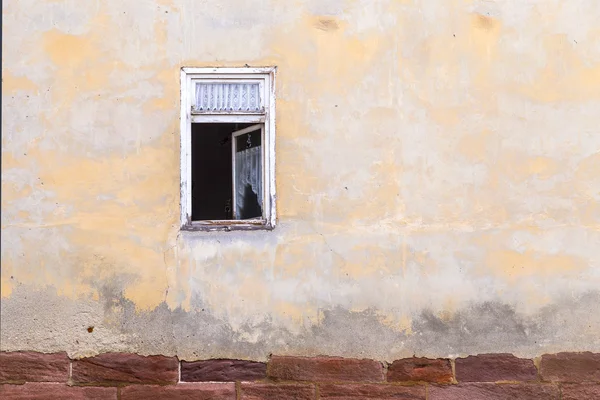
top-left (180, 67), bottom-right (277, 231)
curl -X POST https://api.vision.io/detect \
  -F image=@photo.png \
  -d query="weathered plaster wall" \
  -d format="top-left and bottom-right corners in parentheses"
top-left (2, 0), bottom-right (600, 361)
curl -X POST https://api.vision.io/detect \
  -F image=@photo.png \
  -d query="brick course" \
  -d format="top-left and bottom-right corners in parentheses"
top-left (0, 352), bottom-right (69, 383)
top-left (240, 382), bottom-right (316, 400)
top-left (455, 354), bottom-right (538, 382)
top-left (1, 352), bottom-right (600, 399)
top-left (0, 383), bottom-right (117, 400)
top-left (268, 356), bottom-right (384, 382)
top-left (72, 353), bottom-right (179, 384)
top-left (121, 383), bottom-right (236, 400)
top-left (387, 357), bottom-right (453, 383)
top-left (561, 383), bottom-right (600, 400)
top-left (540, 352), bottom-right (600, 382)
top-left (319, 384), bottom-right (426, 399)
top-left (429, 383), bottom-right (559, 400)
top-left (182, 359), bottom-right (266, 382)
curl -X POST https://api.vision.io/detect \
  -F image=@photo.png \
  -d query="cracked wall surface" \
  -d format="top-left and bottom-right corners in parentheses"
top-left (2, 0), bottom-right (600, 360)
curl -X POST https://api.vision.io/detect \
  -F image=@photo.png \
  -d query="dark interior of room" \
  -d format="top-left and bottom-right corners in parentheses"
top-left (191, 123), bottom-right (254, 220)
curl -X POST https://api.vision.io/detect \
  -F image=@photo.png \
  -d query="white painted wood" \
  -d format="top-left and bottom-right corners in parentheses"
top-left (180, 67), bottom-right (277, 230)
top-left (231, 124), bottom-right (262, 137)
top-left (266, 68), bottom-right (277, 227)
top-left (180, 69), bottom-right (192, 226)
top-left (191, 110), bottom-right (265, 115)
top-left (190, 115), bottom-right (265, 124)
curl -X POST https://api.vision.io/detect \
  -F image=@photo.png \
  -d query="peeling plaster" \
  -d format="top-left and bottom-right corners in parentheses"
top-left (2, 0), bottom-right (600, 359)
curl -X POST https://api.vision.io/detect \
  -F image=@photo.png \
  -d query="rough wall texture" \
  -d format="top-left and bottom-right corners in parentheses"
top-left (2, 0), bottom-right (600, 361)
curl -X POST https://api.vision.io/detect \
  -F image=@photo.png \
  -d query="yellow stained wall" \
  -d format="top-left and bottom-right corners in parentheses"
top-left (2, 0), bottom-right (600, 360)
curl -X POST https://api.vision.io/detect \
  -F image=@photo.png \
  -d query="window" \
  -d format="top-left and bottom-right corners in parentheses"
top-left (180, 67), bottom-right (276, 231)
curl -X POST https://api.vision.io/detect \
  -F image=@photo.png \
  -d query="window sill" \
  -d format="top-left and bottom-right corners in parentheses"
top-left (181, 219), bottom-right (274, 232)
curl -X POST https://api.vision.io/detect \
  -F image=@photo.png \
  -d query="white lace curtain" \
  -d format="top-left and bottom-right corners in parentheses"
top-left (195, 83), bottom-right (261, 112)
top-left (235, 146), bottom-right (262, 219)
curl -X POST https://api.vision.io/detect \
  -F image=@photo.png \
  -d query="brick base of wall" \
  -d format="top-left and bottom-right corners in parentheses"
top-left (1, 352), bottom-right (600, 399)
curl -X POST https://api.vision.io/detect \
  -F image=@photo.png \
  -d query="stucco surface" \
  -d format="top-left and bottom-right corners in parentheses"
top-left (2, 0), bottom-right (600, 360)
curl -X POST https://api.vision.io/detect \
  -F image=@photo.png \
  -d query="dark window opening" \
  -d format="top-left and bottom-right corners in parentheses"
top-left (191, 123), bottom-right (263, 221)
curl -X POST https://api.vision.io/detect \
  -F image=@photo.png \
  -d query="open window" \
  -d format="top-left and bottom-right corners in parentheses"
top-left (180, 67), bottom-right (276, 231)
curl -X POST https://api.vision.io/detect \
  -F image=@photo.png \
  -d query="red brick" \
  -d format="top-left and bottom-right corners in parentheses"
top-left (181, 359), bottom-right (266, 382)
top-left (387, 358), bottom-right (452, 383)
top-left (0, 383), bottom-right (117, 399)
top-left (561, 383), bottom-right (600, 400)
top-left (429, 383), bottom-right (559, 400)
top-left (121, 383), bottom-right (235, 400)
top-left (268, 356), bottom-right (383, 382)
top-left (71, 353), bottom-right (178, 384)
top-left (455, 354), bottom-right (537, 382)
top-left (540, 352), bottom-right (600, 382)
top-left (319, 384), bottom-right (426, 399)
top-left (240, 383), bottom-right (316, 400)
top-left (0, 352), bottom-right (69, 383)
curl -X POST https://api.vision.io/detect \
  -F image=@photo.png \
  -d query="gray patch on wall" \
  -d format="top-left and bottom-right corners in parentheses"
top-left (2, 285), bottom-right (600, 360)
